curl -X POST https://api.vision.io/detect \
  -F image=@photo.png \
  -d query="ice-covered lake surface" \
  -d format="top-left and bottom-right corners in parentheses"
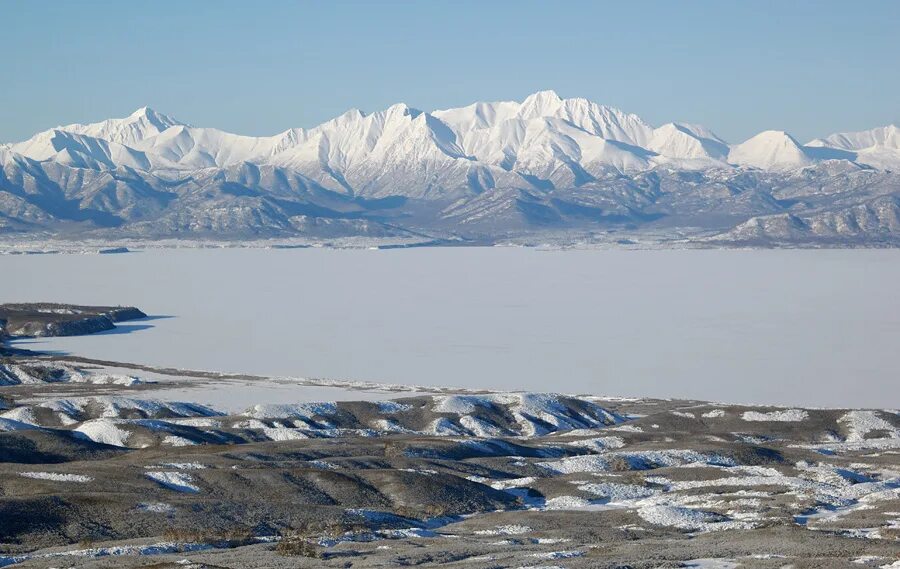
top-left (4, 247), bottom-right (898, 408)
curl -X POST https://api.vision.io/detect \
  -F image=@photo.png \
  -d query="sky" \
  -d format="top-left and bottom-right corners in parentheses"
top-left (3, 0), bottom-right (899, 144)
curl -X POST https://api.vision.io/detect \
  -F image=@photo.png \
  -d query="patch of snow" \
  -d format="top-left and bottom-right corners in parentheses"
top-left (576, 481), bottom-right (658, 501)
top-left (608, 424), bottom-right (644, 433)
top-left (683, 559), bottom-right (739, 569)
top-left (145, 471), bottom-right (200, 493)
top-left (543, 496), bottom-right (592, 509)
top-left (742, 409), bottom-right (808, 422)
top-left (162, 435), bottom-right (198, 447)
top-left (474, 524), bottom-right (532, 536)
top-left (20, 471), bottom-right (93, 482)
top-left (488, 476), bottom-right (537, 490)
top-left (138, 502), bottom-right (176, 514)
top-left (637, 505), bottom-right (752, 531)
top-left (376, 401), bottom-right (412, 413)
top-left (149, 462), bottom-right (207, 470)
top-left (565, 436), bottom-right (626, 451)
top-left (538, 455), bottom-right (609, 474)
top-left (529, 550), bottom-right (585, 559)
top-left (232, 418), bottom-right (269, 429)
top-left (261, 427), bottom-right (309, 441)
top-left (672, 411), bottom-right (696, 418)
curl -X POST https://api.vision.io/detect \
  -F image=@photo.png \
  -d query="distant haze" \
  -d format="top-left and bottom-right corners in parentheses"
top-left (4, 248), bottom-right (899, 408)
top-left (2, 0), bottom-right (899, 143)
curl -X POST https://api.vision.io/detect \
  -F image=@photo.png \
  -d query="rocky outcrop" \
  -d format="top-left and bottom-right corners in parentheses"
top-left (0, 304), bottom-right (146, 339)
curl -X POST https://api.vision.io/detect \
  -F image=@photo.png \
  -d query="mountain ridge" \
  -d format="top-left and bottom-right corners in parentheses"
top-left (1, 91), bottom-right (899, 246)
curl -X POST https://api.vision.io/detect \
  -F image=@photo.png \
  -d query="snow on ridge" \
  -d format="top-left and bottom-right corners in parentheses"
top-left (232, 393), bottom-right (623, 439)
top-left (839, 410), bottom-right (900, 442)
top-left (2, 396), bottom-right (222, 427)
top-left (432, 392), bottom-right (622, 436)
top-left (538, 450), bottom-right (737, 474)
top-left (67, 372), bottom-right (143, 386)
top-left (741, 409), bottom-right (809, 422)
top-left (244, 401), bottom-right (338, 420)
top-left (73, 418), bottom-right (132, 447)
top-left (0, 362), bottom-right (144, 387)
top-left (260, 426), bottom-right (310, 441)
top-left (458, 415), bottom-right (507, 437)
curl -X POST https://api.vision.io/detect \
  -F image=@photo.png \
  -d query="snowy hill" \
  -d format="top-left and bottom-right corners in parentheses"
top-left (2, 91), bottom-right (900, 245)
top-left (727, 131), bottom-right (814, 171)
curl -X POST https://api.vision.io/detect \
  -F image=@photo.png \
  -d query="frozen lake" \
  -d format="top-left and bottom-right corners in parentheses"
top-left (3, 247), bottom-right (898, 407)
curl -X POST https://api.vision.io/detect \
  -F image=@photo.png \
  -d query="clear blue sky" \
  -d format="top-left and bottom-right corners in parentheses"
top-left (3, 0), bottom-right (898, 144)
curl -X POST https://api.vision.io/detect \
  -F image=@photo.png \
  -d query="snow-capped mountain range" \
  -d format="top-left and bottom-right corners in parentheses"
top-left (1, 90), bottom-right (899, 245)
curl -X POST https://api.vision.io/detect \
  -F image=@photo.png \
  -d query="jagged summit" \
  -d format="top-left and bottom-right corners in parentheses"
top-left (129, 105), bottom-right (156, 117)
top-left (518, 89), bottom-right (564, 118)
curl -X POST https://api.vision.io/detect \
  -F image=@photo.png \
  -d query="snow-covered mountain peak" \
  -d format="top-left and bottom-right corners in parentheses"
top-left (518, 90), bottom-right (564, 119)
top-left (670, 122), bottom-right (727, 144)
top-left (728, 130), bottom-right (813, 170)
top-left (752, 130), bottom-right (795, 141)
top-left (329, 108), bottom-right (366, 125)
top-left (129, 105), bottom-right (168, 121)
top-left (381, 102), bottom-right (424, 120)
top-left (648, 122), bottom-right (729, 162)
top-left (807, 124), bottom-right (900, 151)
top-left (49, 106), bottom-right (185, 149)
